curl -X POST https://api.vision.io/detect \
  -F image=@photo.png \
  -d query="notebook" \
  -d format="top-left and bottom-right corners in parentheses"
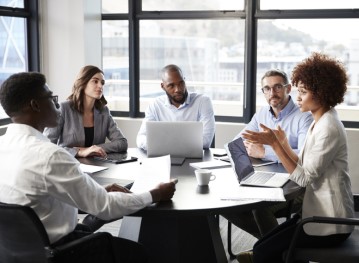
top-left (146, 121), bottom-right (203, 158)
top-left (224, 137), bottom-right (289, 187)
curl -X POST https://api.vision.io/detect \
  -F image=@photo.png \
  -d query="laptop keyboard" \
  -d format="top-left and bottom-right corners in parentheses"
top-left (243, 171), bottom-right (275, 184)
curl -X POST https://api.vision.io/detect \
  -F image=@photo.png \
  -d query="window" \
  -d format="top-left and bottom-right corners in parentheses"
top-left (261, 0), bottom-right (359, 10)
top-left (101, 0), bottom-right (359, 127)
top-left (138, 19), bottom-right (245, 117)
top-left (256, 19), bottom-right (359, 122)
top-left (102, 20), bottom-right (129, 111)
top-left (142, 0), bottom-right (244, 11)
top-left (0, 0), bottom-right (39, 122)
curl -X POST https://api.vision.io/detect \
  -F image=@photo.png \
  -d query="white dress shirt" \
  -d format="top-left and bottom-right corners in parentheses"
top-left (136, 92), bottom-right (215, 150)
top-left (291, 108), bottom-right (354, 236)
top-left (0, 124), bottom-right (152, 244)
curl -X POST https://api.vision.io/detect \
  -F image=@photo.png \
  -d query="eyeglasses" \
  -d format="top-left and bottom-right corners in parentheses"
top-left (49, 95), bottom-right (58, 104)
top-left (261, 84), bottom-right (289, 94)
top-left (39, 95), bottom-right (59, 106)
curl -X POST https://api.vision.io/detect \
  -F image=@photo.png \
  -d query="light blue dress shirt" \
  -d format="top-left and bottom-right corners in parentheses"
top-left (137, 92), bottom-right (215, 150)
top-left (234, 97), bottom-right (313, 161)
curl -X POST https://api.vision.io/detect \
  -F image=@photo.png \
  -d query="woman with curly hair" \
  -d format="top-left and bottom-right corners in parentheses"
top-left (239, 52), bottom-right (355, 263)
top-left (44, 65), bottom-right (128, 158)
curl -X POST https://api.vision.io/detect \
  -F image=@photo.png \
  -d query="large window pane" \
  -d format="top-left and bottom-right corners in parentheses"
top-left (102, 20), bottom-right (129, 112)
top-left (0, 16), bottom-right (27, 119)
top-left (143, 0), bottom-right (244, 11)
top-left (102, 0), bottom-right (127, 13)
top-left (139, 19), bottom-right (245, 117)
top-left (260, 0), bottom-right (359, 10)
top-left (257, 19), bottom-right (359, 122)
top-left (0, 0), bottom-right (24, 8)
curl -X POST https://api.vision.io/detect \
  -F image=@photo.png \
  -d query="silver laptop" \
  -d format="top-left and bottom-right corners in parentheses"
top-left (224, 137), bottom-right (289, 187)
top-left (146, 121), bottom-right (203, 158)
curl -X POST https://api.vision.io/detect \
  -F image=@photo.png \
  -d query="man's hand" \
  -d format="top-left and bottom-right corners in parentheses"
top-left (150, 179), bottom-right (178, 203)
top-left (105, 183), bottom-right (132, 193)
top-left (243, 140), bottom-right (265, 158)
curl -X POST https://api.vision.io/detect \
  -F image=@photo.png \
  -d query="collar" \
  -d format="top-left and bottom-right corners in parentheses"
top-left (6, 123), bottom-right (50, 142)
top-left (269, 96), bottom-right (295, 118)
top-left (164, 92), bottom-right (192, 108)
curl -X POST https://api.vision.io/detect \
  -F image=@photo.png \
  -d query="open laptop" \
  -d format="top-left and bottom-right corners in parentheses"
top-left (224, 137), bottom-right (289, 187)
top-left (146, 121), bottom-right (203, 158)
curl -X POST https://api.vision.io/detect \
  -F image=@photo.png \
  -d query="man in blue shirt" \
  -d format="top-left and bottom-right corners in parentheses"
top-left (235, 69), bottom-right (312, 162)
top-left (224, 69), bottom-right (313, 241)
top-left (136, 64), bottom-right (215, 150)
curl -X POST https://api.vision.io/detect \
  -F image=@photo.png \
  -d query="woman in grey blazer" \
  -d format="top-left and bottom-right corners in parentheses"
top-left (44, 65), bottom-right (128, 232)
top-left (44, 65), bottom-right (128, 157)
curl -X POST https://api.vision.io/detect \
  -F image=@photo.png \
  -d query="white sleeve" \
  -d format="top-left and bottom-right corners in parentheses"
top-left (45, 149), bottom-right (152, 220)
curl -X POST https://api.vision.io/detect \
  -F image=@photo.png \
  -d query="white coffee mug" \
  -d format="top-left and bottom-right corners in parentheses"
top-left (195, 169), bottom-right (216, 186)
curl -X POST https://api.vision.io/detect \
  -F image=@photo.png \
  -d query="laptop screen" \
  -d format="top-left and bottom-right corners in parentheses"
top-left (226, 137), bottom-right (255, 182)
top-left (146, 121), bottom-right (203, 158)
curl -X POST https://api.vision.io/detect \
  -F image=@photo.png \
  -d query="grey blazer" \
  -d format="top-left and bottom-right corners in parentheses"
top-left (43, 101), bottom-right (128, 156)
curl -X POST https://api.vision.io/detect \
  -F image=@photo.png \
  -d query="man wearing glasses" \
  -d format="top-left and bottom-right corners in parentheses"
top-left (234, 69), bottom-right (313, 162)
top-left (223, 69), bottom-right (313, 244)
top-left (0, 72), bottom-right (176, 262)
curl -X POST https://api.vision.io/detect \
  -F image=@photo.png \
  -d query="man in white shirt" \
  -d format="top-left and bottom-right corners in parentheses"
top-left (136, 64), bottom-right (215, 150)
top-left (0, 72), bottom-right (176, 262)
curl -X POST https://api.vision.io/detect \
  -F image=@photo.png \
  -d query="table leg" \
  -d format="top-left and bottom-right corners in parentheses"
top-left (119, 215), bottom-right (227, 263)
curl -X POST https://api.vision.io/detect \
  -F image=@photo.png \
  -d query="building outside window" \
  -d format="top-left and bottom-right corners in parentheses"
top-left (101, 0), bottom-right (359, 126)
top-left (0, 0), bottom-right (39, 121)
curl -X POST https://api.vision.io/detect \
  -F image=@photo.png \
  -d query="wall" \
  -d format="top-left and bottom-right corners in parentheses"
top-left (39, 0), bottom-right (102, 102)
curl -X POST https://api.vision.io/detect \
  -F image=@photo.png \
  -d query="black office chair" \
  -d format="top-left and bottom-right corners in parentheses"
top-left (284, 216), bottom-right (359, 263)
top-left (0, 202), bottom-right (115, 263)
top-left (227, 199), bottom-right (296, 259)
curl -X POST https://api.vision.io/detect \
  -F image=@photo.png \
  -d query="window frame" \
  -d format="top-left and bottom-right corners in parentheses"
top-left (102, 0), bottom-right (359, 128)
top-left (0, 0), bottom-right (40, 126)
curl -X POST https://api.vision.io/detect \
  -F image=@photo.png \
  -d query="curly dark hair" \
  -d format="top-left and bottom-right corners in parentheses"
top-left (0, 72), bottom-right (46, 117)
top-left (291, 52), bottom-right (348, 108)
top-left (67, 65), bottom-right (107, 113)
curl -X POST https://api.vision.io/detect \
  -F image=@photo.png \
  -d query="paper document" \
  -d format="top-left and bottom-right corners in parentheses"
top-left (130, 155), bottom-right (171, 193)
top-left (189, 160), bottom-right (231, 169)
top-left (220, 186), bottom-right (285, 201)
top-left (79, 163), bottom-right (108, 174)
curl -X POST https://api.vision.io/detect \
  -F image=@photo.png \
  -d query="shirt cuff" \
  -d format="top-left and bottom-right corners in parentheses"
top-left (140, 191), bottom-right (153, 205)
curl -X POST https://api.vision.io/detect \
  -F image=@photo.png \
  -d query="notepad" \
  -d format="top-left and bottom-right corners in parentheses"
top-left (189, 160), bottom-right (231, 169)
top-left (220, 186), bottom-right (285, 201)
top-left (79, 163), bottom-right (108, 174)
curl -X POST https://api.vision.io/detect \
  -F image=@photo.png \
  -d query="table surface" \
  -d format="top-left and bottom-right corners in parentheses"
top-left (79, 148), bottom-right (304, 263)
top-left (79, 148), bottom-right (303, 216)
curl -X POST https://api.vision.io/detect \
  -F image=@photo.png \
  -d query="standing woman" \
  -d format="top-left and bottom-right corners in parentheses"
top-left (240, 52), bottom-right (354, 262)
top-left (44, 65), bottom-right (127, 157)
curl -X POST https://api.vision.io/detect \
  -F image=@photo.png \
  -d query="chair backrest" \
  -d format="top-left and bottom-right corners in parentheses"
top-left (287, 228), bottom-right (359, 263)
top-left (0, 202), bottom-right (50, 263)
top-left (285, 216), bottom-right (359, 263)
